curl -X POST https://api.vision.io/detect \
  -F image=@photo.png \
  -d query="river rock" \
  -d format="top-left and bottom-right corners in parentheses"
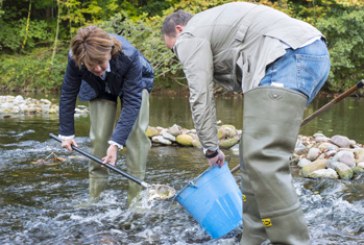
top-left (191, 139), bottom-right (201, 148)
top-left (230, 144), bottom-right (240, 155)
top-left (176, 134), bottom-right (194, 146)
top-left (219, 135), bottom-right (240, 149)
top-left (307, 147), bottom-right (321, 161)
top-left (330, 135), bottom-right (355, 148)
top-left (161, 130), bottom-right (176, 142)
top-left (295, 139), bottom-right (308, 155)
top-left (317, 142), bottom-right (339, 152)
top-left (313, 132), bottom-right (330, 143)
top-left (49, 104), bottom-right (59, 114)
top-left (334, 162), bottom-right (354, 180)
top-left (152, 135), bottom-right (172, 145)
top-left (191, 134), bottom-right (202, 148)
top-left (168, 124), bottom-right (182, 136)
top-left (353, 166), bottom-right (364, 175)
top-left (300, 158), bottom-right (328, 177)
top-left (298, 158), bottom-right (312, 168)
top-left (74, 105), bottom-right (89, 117)
top-left (0, 95), bottom-right (62, 118)
top-left (146, 126), bottom-right (160, 138)
top-left (218, 124), bottom-right (238, 139)
top-left (354, 148), bottom-right (364, 163)
top-left (333, 150), bottom-right (356, 168)
top-left (324, 149), bottom-right (337, 158)
top-left (308, 168), bottom-right (339, 179)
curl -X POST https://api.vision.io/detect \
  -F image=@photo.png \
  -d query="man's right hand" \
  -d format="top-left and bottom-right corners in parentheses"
top-left (61, 138), bottom-right (78, 151)
top-left (206, 149), bottom-right (225, 167)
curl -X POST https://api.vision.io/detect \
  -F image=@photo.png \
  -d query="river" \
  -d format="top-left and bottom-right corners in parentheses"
top-left (0, 93), bottom-right (363, 244)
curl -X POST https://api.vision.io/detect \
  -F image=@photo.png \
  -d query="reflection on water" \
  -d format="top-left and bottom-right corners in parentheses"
top-left (0, 94), bottom-right (363, 244)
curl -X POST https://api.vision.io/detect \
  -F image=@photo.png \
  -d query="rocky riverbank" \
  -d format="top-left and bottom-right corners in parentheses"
top-left (146, 124), bottom-right (364, 180)
top-left (1, 95), bottom-right (363, 180)
top-left (0, 95), bottom-right (88, 118)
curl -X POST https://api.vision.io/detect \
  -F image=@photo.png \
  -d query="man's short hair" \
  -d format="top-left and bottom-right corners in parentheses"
top-left (162, 10), bottom-right (193, 37)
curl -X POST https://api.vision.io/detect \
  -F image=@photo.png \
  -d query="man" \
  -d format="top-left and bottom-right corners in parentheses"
top-left (162, 2), bottom-right (330, 244)
top-left (59, 26), bottom-right (154, 205)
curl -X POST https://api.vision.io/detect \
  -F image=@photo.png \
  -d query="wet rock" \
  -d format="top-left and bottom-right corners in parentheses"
top-left (300, 159), bottom-right (328, 177)
top-left (334, 162), bottom-right (354, 180)
top-left (353, 166), bottom-right (364, 175)
top-left (230, 144), bottom-right (240, 156)
top-left (308, 169), bottom-right (339, 179)
top-left (31, 152), bottom-right (66, 166)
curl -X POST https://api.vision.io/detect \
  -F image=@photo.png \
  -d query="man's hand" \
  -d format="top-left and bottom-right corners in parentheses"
top-left (61, 138), bottom-right (78, 151)
top-left (102, 144), bottom-right (118, 166)
top-left (206, 149), bottom-right (225, 167)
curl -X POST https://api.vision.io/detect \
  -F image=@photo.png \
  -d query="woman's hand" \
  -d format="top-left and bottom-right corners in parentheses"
top-left (102, 144), bottom-right (118, 166)
top-left (61, 138), bottom-right (78, 151)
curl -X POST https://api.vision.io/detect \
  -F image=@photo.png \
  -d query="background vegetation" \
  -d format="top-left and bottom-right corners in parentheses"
top-left (0, 0), bottom-right (363, 93)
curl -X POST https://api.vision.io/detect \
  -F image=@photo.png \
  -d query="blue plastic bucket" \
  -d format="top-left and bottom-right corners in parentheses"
top-left (176, 163), bottom-right (242, 239)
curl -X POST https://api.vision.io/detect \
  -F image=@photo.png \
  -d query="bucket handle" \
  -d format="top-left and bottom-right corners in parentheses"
top-left (188, 180), bottom-right (198, 188)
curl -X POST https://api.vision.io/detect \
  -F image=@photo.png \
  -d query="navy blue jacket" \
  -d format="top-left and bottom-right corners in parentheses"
top-left (59, 35), bottom-right (154, 146)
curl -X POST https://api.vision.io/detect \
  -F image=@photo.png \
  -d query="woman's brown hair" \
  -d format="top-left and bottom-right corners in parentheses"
top-left (70, 26), bottom-right (122, 68)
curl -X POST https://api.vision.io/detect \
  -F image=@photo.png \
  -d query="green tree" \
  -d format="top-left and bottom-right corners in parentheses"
top-left (316, 6), bottom-right (364, 91)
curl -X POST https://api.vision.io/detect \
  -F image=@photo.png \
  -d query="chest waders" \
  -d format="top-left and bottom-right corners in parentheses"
top-left (240, 87), bottom-right (310, 245)
top-left (88, 89), bottom-right (151, 205)
top-left (125, 89), bottom-right (151, 206)
top-left (89, 99), bottom-right (117, 202)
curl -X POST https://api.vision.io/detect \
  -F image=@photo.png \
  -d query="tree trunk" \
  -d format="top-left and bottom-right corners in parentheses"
top-left (50, 0), bottom-right (61, 67)
top-left (21, 0), bottom-right (32, 50)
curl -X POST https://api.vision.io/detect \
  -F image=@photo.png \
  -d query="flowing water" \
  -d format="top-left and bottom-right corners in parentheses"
top-left (0, 94), bottom-right (363, 245)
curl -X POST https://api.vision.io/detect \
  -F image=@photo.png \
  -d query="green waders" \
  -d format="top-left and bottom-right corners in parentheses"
top-left (88, 89), bottom-right (150, 205)
top-left (89, 99), bottom-right (117, 202)
top-left (125, 89), bottom-right (151, 205)
top-left (240, 87), bottom-right (310, 245)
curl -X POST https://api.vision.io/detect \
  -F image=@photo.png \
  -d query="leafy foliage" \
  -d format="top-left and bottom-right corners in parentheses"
top-left (316, 6), bottom-right (364, 90)
top-left (0, 0), bottom-right (363, 93)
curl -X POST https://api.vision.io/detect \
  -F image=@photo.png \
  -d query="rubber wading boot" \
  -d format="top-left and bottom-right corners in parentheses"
top-left (89, 177), bottom-right (108, 202)
top-left (241, 87), bottom-right (310, 245)
top-left (240, 156), bottom-right (269, 244)
top-left (88, 99), bottom-right (117, 201)
top-left (125, 90), bottom-right (151, 206)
